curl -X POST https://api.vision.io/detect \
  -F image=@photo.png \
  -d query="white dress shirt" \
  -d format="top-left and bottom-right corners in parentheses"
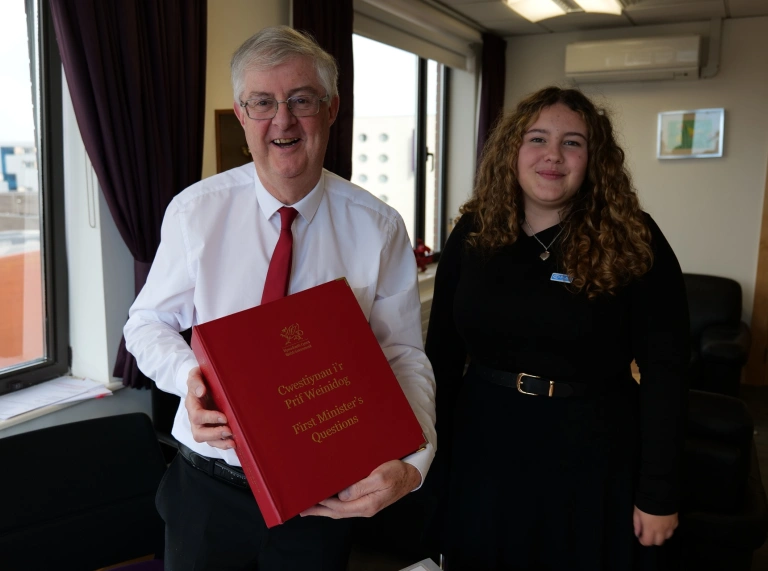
top-left (124, 164), bottom-right (436, 479)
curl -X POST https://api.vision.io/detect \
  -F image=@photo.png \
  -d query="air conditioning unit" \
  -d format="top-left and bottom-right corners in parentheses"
top-left (565, 35), bottom-right (701, 83)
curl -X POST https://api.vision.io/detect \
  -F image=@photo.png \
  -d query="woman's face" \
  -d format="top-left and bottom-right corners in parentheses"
top-left (516, 103), bottom-right (589, 216)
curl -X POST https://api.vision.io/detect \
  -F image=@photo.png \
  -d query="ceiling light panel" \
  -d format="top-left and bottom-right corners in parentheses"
top-left (502, 0), bottom-right (567, 22)
top-left (573, 0), bottom-right (623, 15)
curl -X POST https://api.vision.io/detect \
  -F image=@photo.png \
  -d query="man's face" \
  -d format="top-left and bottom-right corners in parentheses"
top-left (234, 56), bottom-right (339, 202)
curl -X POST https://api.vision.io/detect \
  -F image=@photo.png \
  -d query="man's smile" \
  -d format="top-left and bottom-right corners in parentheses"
top-left (272, 138), bottom-right (300, 148)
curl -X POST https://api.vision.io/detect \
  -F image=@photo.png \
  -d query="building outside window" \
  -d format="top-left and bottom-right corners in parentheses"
top-left (351, 34), bottom-right (446, 252)
top-left (0, 0), bottom-right (68, 394)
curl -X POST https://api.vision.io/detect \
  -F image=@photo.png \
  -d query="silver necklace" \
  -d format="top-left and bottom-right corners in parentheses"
top-left (524, 219), bottom-right (565, 261)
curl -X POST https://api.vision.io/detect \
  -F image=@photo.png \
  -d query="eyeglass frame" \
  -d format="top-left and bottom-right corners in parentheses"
top-left (238, 93), bottom-right (331, 120)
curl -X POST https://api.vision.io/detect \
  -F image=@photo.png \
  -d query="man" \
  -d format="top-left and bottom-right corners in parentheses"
top-left (124, 25), bottom-right (436, 570)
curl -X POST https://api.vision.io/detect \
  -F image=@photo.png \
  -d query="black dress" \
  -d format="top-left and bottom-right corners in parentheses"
top-left (424, 213), bottom-right (689, 571)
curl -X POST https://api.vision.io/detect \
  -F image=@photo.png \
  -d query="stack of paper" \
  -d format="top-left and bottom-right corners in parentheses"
top-left (399, 560), bottom-right (442, 571)
top-left (0, 376), bottom-right (112, 421)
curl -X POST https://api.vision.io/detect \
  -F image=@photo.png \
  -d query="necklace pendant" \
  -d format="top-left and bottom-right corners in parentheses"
top-left (540, 251), bottom-right (550, 261)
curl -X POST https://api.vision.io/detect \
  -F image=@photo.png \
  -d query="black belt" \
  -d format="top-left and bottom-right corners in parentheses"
top-left (178, 443), bottom-right (249, 490)
top-left (469, 363), bottom-right (589, 398)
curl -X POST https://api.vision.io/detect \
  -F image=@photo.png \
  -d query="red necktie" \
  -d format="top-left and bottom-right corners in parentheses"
top-left (261, 207), bottom-right (299, 304)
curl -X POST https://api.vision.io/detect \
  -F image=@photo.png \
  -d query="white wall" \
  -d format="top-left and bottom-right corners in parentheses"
top-left (63, 72), bottom-right (135, 385)
top-left (445, 62), bottom-right (479, 229)
top-left (201, 0), bottom-right (290, 179)
top-left (502, 17), bottom-right (768, 322)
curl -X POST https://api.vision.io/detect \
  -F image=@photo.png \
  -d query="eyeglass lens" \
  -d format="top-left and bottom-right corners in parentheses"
top-left (244, 95), bottom-right (322, 119)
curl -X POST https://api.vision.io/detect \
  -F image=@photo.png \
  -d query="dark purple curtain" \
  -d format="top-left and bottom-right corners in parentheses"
top-left (293, 0), bottom-right (354, 180)
top-left (49, 0), bottom-right (207, 388)
top-left (476, 32), bottom-right (507, 166)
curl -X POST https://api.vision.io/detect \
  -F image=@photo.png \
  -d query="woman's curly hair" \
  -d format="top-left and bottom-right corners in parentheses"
top-left (461, 86), bottom-right (653, 298)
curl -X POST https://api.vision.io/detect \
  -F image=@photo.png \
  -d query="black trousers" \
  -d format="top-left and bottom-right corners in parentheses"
top-left (157, 455), bottom-right (352, 570)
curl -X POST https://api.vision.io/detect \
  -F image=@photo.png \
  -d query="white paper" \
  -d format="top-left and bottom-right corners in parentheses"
top-left (56, 384), bottom-right (113, 404)
top-left (0, 376), bottom-right (111, 420)
top-left (398, 559), bottom-right (442, 571)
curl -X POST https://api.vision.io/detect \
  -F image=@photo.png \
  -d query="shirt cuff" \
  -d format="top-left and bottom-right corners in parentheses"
top-left (401, 442), bottom-right (435, 491)
top-left (175, 357), bottom-right (200, 395)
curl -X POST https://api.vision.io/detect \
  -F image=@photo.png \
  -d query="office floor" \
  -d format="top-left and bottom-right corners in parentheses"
top-left (349, 385), bottom-right (768, 571)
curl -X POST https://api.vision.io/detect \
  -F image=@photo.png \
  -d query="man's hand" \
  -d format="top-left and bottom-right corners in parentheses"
top-left (300, 460), bottom-right (421, 519)
top-left (185, 367), bottom-right (234, 450)
top-left (633, 506), bottom-right (678, 546)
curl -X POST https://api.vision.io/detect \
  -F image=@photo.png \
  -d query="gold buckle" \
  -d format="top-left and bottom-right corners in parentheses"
top-left (516, 373), bottom-right (555, 397)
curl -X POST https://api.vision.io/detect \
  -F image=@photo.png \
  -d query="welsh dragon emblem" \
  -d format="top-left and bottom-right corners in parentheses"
top-left (280, 323), bottom-right (304, 344)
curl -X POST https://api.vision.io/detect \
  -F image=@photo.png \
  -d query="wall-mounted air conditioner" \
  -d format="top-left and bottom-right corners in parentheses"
top-left (565, 35), bottom-right (701, 83)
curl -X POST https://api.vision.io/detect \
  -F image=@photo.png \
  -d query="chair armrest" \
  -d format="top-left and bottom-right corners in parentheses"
top-left (680, 443), bottom-right (768, 551)
top-left (686, 389), bottom-right (753, 443)
top-left (683, 436), bottom-right (746, 513)
top-left (700, 322), bottom-right (751, 364)
top-left (683, 390), bottom-right (755, 514)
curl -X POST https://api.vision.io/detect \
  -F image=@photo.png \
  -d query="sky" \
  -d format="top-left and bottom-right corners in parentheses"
top-left (353, 35), bottom-right (418, 117)
top-left (352, 34), bottom-right (438, 117)
top-left (0, 2), bottom-right (35, 145)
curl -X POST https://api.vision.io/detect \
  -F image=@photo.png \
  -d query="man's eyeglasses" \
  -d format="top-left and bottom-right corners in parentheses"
top-left (239, 94), bottom-right (331, 120)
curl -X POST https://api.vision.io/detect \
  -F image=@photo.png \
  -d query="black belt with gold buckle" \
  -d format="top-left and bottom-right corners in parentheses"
top-left (469, 363), bottom-right (589, 398)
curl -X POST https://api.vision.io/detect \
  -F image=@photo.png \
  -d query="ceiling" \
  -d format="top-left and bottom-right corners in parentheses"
top-left (432, 0), bottom-right (768, 36)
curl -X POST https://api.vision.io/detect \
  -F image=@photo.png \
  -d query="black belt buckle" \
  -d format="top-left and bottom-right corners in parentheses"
top-left (516, 372), bottom-right (554, 397)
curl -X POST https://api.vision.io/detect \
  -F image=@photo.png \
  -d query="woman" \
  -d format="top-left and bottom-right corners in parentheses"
top-left (425, 86), bottom-right (689, 570)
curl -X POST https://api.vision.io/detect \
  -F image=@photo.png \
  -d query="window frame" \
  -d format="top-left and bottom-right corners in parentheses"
top-left (350, 34), bottom-right (450, 255)
top-left (413, 59), bottom-right (449, 254)
top-left (0, 0), bottom-right (69, 396)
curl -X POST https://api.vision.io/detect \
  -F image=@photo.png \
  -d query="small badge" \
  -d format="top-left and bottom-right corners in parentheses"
top-left (550, 273), bottom-right (572, 283)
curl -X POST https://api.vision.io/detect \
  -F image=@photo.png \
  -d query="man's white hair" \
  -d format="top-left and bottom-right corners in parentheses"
top-left (231, 26), bottom-right (339, 103)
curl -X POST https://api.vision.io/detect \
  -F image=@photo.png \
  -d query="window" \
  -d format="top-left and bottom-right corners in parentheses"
top-left (352, 35), bottom-right (448, 252)
top-left (0, 0), bottom-right (68, 395)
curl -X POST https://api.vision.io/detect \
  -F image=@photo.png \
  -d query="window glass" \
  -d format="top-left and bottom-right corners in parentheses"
top-left (0, 1), bottom-right (45, 373)
top-left (352, 35), bottom-right (418, 241)
top-left (352, 34), bottom-right (446, 251)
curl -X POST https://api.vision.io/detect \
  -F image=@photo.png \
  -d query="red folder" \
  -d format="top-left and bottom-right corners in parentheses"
top-left (190, 279), bottom-right (426, 528)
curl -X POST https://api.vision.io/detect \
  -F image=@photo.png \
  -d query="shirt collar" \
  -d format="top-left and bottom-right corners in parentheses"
top-left (255, 171), bottom-right (326, 224)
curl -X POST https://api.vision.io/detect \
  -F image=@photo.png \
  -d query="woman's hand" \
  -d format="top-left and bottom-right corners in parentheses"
top-left (633, 506), bottom-right (678, 546)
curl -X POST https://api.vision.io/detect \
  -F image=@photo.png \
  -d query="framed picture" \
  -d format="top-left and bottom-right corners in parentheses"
top-left (657, 108), bottom-right (724, 159)
top-left (215, 109), bottom-right (252, 173)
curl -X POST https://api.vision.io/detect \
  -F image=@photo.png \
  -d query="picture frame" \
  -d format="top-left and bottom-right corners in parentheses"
top-left (657, 108), bottom-right (724, 159)
top-left (214, 109), bottom-right (252, 173)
